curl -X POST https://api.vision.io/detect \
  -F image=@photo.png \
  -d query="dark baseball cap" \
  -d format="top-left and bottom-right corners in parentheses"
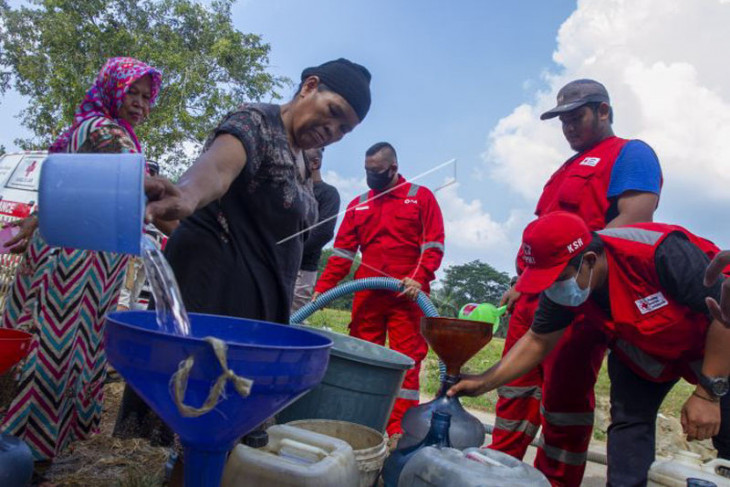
top-left (540, 79), bottom-right (610, 120)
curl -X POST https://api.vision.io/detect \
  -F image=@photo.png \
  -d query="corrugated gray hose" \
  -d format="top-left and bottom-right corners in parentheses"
top-left (289, 277), bottom-right (446, 379)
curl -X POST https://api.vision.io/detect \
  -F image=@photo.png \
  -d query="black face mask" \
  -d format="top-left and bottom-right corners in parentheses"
top-left (366, 167), bottom-right (394, 191)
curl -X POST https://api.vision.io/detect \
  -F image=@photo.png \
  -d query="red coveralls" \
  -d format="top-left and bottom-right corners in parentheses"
top-left (491, 137), bottom-right (641, 486)
top-left (594, 223), bottom-right (725, 383)
top-left (315, 175), bottom-right (445, 435)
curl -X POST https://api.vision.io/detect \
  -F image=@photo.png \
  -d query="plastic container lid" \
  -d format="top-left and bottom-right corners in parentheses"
top-left (243, 431), bottom-right (269, 449)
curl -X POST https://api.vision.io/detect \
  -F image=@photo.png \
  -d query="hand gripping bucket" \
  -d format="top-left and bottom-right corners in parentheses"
top-left (38, 153), bottom-right (146, 254)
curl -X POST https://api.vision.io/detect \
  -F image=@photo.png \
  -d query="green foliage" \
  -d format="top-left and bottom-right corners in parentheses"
top-left (0, 144), bottom-right (5, 156)
top-left (317, 247), bottom-right (360, 311)
top-left (429, 286), bottom-right (461, 318)
top-left (0, 0), bottom-right (288, 177)
top-left (440, 259), bottom-right (511, 306)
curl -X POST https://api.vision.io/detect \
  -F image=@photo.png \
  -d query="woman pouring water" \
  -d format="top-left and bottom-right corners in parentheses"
top-left (144, 58), bottom-right (370, 323)
top-left (114, 59), bottom-right (372, 459)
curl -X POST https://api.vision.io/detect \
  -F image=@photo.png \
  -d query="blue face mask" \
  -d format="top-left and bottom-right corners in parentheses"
top-left (544, 258), bottom-right (593, 307)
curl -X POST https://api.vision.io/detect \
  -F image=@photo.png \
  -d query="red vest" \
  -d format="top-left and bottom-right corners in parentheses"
top-left (535, 136), bottom-right (629, 230)
top-left (595, 223), bottom-right (723, 382)
top-left (517, 137), bottom-right (630, 275)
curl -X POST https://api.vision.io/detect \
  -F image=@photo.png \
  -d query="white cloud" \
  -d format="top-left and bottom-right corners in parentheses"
top-left (435, 181), bottom-right (530, 272)
top-left (321, 170), bottom-right (367, 207)
top-left (484, 0), bottom-right (730, 247)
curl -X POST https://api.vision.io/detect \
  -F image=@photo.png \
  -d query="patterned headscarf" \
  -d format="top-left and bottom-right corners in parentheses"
top-left (49, 57), bottom-right (163, 153)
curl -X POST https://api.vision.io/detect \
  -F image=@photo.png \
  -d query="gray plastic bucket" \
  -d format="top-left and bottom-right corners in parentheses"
top-left (277, 326), bottom-right (414, 433)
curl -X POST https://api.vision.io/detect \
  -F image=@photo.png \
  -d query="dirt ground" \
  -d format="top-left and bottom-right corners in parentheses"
top-left (36, 381), bottom-right (168, 487)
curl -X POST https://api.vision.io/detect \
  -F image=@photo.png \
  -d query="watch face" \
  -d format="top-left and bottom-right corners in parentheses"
top-left (714, 379), bottom-right (730, 397)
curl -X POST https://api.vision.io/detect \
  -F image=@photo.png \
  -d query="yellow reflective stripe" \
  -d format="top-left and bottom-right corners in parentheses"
top-left (495, 417), bottom-right (540, 438)
top-left (497, 385), bottom-right (542, 400)
top-left (537, 435), bottom-right (587, 466)
top-left (540, 404), bottom-right (594, 427)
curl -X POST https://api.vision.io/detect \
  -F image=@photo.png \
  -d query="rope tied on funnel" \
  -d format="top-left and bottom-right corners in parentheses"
top-left (171, 336), bottom-right (254, 418)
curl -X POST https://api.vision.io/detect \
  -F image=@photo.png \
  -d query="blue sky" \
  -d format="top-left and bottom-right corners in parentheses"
top-left (228, 0), bottom-right (576, 222)
top-left (4, 0), bottom-right (730, 279)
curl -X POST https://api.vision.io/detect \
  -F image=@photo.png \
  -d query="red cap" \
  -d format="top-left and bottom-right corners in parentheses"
top-left (515, 212), bottom-right (592, 294)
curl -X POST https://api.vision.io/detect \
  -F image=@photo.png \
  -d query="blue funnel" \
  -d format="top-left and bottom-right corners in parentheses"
top-left (104, 311), bottom-right (333, 487)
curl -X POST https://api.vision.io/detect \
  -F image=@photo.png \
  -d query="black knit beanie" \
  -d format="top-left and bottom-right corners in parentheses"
top-left (301, 58), bottom-right (372, 121)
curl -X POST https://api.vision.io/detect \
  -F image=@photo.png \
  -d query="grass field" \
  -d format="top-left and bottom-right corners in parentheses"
top-left (306, 307), bottom-right (695, 440)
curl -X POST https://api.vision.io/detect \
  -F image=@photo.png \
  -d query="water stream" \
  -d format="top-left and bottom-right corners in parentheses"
top-left (140, 235), bottom-right (191, 336)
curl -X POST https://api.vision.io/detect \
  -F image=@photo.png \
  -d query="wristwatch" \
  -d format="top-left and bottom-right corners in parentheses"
top-left (699, 374), bottom-right (730, 398)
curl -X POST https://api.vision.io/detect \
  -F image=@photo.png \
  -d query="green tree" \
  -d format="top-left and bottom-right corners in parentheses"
top-left (0, 144), bottom-right (5, 156)
top-left (429, 285), bottom-right (461, 318)
top-left (0, 0), bottom-right (287, 177)
top-left (441, 260), bottom-right (511, 305)
top-left (316, 247), bottom-right (361, 311)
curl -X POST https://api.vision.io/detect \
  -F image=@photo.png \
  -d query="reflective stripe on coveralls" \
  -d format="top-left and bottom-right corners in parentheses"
top-left (498, 385), bottom-right (542, 400)
top-left (397, 388), bottom-right (420, 401)
top-left (494, 417), bottom-right (540, 438)
top-left (421, 241), bottom-right (445, 252)
top-left (537, 436), bottom-right (588, 467)
top-left (540, 404), bottom-right (594, 427)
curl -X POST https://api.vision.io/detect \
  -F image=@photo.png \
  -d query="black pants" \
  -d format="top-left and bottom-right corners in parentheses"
top-left (607, 352), bottom-right (730, 487)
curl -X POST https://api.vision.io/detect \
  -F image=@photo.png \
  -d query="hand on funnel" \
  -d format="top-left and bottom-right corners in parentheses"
top-left (446, 372), bottom-right (492, 398)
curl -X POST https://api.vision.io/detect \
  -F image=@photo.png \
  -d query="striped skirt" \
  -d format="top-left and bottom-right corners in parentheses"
top-left (0, 230), bottom-right (127, 460)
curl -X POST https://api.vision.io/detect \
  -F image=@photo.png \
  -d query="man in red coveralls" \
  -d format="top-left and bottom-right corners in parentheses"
top-left (492, 79), bottom-right (663, 486)
top-left (313, 142), bottom-right (445, 436)
top-left (449, 212), bottom-right (730, 486)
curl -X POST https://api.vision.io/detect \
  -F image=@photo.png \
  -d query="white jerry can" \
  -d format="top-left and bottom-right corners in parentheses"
top-left (648, 450), bottom-right (730, 486)
top-left (397, 446), bottom-right (550, 486)
top-left (221, 424), bottom-right (359, 487)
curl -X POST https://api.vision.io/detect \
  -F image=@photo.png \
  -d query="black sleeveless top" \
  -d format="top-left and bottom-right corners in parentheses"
top-left (165, 103), bottom-right (317, 324)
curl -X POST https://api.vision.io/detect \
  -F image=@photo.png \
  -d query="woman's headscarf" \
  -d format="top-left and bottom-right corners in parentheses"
top-left (49, 57), bottom-right (162, 154)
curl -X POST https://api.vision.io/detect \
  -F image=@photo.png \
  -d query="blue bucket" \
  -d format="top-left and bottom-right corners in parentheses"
top-left (38, 153), bottom-right (145, 254)
top-left (105, 311), bottom-right (333, 487)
